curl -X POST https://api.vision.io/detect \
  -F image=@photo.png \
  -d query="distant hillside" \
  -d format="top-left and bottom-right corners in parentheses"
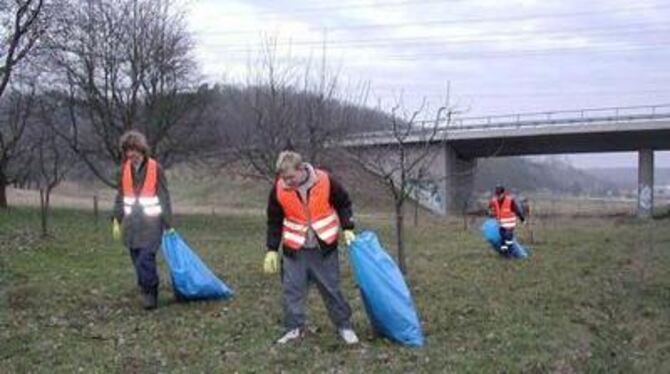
top-left (473, 157), bottom-right (617, 195)
top-left (583, 168), bottom-right (670, 190)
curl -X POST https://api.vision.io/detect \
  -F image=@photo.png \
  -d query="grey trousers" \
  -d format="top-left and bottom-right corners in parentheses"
top-left (282, 248), bottom-right (352, 330)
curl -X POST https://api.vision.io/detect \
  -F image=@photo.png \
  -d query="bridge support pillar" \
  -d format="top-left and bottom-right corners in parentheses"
top-left (637, 149), bottom-right (654, 218)
top-left (438, 144), bottom-right (477, 215)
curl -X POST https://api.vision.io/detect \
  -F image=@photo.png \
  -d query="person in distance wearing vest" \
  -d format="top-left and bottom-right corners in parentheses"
top-left (488, 184), bottom-right (525, 254)
top-left (263, 151), bottom-right (359, 345)
top-left (112, 130), bottom-right (173, 310)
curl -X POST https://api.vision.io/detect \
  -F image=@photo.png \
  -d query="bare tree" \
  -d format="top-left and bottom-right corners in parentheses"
top-left (0, 0), bottom-right (49, 208)
top-left (44, 0), bottom-right (210, 187)
top-left (297, 40), bottom-right (369, 166)
top-left (348, 98), bottom-right (450, 274)
top-left (0, 0), bottom-right (46, 99)
top-left (31, 94), bottom-right (76, 236)
top-left (0, 83), bottom-right (35, 208)
top-left (217, 36), bottom-right (369, 182)
top-left (221, 38), bottom-right (302, 181)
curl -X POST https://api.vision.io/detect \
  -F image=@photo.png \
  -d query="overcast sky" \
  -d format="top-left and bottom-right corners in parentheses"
top-left (187, 0), bottom-right (670, 168)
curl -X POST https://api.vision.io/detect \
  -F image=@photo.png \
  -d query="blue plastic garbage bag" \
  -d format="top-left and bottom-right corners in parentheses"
top-left (348, 231), bottom-right (424, 347)
top-left (161, 231), bottom-right (234, 300)
top-left (480, 218), bottom-right (528, 259)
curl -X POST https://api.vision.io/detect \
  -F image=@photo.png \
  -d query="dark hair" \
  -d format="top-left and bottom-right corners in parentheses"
top-left (119, 130), bottom-right (150, 158)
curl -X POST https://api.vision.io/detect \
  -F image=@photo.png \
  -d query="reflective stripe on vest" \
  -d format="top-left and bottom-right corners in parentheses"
top-left (491, 195), bottom-right (516, 229)
top-left (121, 158), bottom-right (162, 217)
top-left (276, 169), bottom-right (340, 250)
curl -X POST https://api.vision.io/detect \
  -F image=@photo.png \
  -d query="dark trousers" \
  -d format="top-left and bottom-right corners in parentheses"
top-left (129, 240), bottom-right (160, 294)
top-left (500, 227), bottom-right (514, 248)
top-left (281, 248), bottom-right (352, 330)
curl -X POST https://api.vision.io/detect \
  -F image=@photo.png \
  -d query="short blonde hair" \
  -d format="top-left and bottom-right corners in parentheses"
top-left (119, 130), bottom-right (150, 158)
top-left (276, 151), bottom-right (302, 174)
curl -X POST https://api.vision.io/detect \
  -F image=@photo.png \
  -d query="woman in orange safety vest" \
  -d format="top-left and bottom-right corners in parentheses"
top-left (112, 130), bottom-right (172, 310)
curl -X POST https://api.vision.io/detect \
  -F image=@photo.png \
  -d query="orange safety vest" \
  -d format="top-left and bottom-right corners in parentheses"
top-left (490, 194), bottom-right (516, 229)
top-left (121, 158), bottom-right (162, 217)
top-left (276, 169), bottom-right (340, 250)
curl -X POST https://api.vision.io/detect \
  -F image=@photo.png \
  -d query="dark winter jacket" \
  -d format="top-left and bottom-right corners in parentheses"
top-left (266, 167), bottom-right (354, 254)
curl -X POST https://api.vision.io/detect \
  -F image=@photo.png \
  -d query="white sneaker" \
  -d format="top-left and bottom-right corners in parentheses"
top-left (338, 328), bottom-right (359, 345)
top-left (276, 328), bottom-right (303, 344)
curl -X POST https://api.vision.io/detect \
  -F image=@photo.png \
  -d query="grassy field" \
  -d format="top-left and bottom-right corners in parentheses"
top-left (1, 206), bottom-right (670, 373)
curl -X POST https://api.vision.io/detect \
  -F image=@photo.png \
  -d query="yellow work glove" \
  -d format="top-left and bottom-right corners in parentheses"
top-left (263, 251), bottom-right (279, 274)
top-left (343, 230), bottom-right (356, 246)
top-left (112, 219), bottom-right (121, 241)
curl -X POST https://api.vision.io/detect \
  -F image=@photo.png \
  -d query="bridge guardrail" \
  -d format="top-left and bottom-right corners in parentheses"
top-left (348, 103), bottom-right (670, 143)
top-left (450, 103), bottom-right (670, 129)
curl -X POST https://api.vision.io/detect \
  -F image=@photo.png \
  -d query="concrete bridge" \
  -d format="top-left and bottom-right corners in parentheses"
top-left (344, 104), bottom-right (670, 218)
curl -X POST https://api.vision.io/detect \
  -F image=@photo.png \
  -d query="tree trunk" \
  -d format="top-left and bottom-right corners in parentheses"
top-left (395, 202), bottom-right (407, 274)
top-left (40, 188), bottom-right (52, 237)
top-left (40, 189), bottom-right (47, 237)
top-left (0, 173), bottom-right (8, 209)
top-left (413, 199), bottom-right (419, 227)
top-left (0, 184), bottom-right (7, 209)
top-left (93, 194), bottom-right (99, 223)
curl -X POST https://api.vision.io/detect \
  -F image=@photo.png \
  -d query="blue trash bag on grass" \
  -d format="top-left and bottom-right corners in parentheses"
top-left (348, 231), bottom-right (424, 347)
top-left (161, 230), bottom-right (234, 300)
top-left (480, 218), bottom-right (528, 259)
